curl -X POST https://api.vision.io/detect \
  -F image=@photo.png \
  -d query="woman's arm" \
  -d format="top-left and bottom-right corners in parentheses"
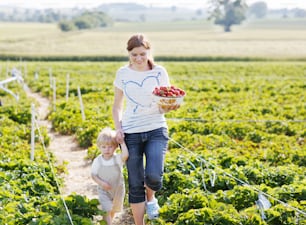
top-left (112, 87), bottom-right (125, 143)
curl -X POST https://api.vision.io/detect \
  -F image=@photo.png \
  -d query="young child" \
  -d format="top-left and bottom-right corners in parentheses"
top-left (91, 127), bottom-right (129, 225)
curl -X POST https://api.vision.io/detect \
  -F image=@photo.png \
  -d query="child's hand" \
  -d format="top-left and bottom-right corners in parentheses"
top-left (102, 181), bottom-right (112, 191)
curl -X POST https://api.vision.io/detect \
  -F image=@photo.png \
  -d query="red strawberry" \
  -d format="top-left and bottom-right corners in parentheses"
top-left (152, 86), bottom-right (186, 97)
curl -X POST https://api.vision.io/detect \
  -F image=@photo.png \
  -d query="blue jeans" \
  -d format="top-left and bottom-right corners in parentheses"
top-left (124, 127), bottom-right (169, 203)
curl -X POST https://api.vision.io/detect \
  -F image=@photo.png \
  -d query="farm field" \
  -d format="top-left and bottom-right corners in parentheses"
top-left (0, 60), bottom-right (305, 224)
top-left (0, 14), bottom-right (306, 225)
top-left (1, 18), bottom-right (306, 59)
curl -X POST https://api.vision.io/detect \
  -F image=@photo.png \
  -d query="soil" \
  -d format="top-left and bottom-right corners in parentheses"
top-left (24, 85), bottom-right (135, 225)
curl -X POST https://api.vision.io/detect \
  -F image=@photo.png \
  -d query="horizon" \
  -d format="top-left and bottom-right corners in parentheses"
top-left (0, 0), bottom-right (306, 10)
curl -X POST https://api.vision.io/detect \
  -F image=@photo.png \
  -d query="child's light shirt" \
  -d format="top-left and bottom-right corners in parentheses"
top-left (92, 153), bottom-right (123, 168)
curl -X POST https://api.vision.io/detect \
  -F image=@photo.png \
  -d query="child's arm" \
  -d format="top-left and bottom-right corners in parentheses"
top-left (119, 142), bottom-right (129, 162)
top-left (91, 174), bottom-right (112, 190)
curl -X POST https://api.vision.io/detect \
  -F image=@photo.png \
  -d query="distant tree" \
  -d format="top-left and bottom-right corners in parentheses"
top-left (75, 11), bottom-right (113, 28)
top-left (196, 9), bottom-right (203, 16)
top-left (57, 11), bottom-right (113, 32)
top-left (248, 1), bottom-right (268, 18)
top-left (293, 8), bottom-right (306, 18)
top-left (0, 12), bottom-right (5, 21)
top-left (139, 14), bottom-right (146, 22)
top-left (171, 6), bottom-right (177, 12)
top-left (42, 9), bottom-right (62, 23)
top-left (208, 0), bottom-right (248, 32)
top-left (74, 18), bottom-right (92, 29)
top-left (58, 21), bottom-right (76, 32)
top-left (281, 8), bottom-right (288, 18)
top-left (38, 14), bottom-right (45, 23)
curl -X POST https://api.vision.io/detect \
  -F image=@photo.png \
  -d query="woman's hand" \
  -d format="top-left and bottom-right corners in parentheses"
top-left (159, 104), bottom-right (181, 113)
top-left (115, 129), bottom-right (125, 144)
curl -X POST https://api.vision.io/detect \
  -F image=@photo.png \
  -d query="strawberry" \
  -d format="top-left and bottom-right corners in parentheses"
top-left (152, 86), bottom-right (186, 97)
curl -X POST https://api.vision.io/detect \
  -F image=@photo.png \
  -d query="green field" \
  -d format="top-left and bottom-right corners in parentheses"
top-left (1, 18), bottom-right (306, 59)
top-left (1, 60), bottom-right (305, 224)
top-left (0, 18), bottom-right (306, 225)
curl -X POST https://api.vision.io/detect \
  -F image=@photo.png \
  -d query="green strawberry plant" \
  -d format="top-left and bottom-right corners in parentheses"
top-left (1, 61), bottom-right (305, 224)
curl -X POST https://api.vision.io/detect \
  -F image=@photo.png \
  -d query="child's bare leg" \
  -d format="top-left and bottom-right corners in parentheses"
top-left (110, 211), bottom-right (115, 220)
top-left (103, 212), bottom-right (112, 225)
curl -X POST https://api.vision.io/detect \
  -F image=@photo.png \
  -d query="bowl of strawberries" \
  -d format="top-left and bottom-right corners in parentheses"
top-left (152, 85), bottom-right (186, 110)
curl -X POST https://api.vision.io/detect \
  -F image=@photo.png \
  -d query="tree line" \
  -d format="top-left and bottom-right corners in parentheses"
top-left (58, 11), bottom-right (113, 31)
top-left (0, 1), bottom-right (305, 32)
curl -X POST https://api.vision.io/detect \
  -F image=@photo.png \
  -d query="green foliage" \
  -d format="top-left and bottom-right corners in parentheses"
top-left (175, 207), bottom-right (241, 225)
top-left (265, 203), bottom-right (304, 225)
top-left (34, 195), bottom-right (104, 224)
top-left (0, 102), bottom-right (31, 124)
top-left (159, 189), bottom-right (245, 225)
top-left (64, 195), bottom-right (104, 219)
top-left (1, 61), bottom-right (305, 224)
top-left (58, 21), bottom-right (76, 32)
top-left (86, 145), bottom-right (100, 161)
top-left (76, 120), bottom-right (100, 147)
top-left (273, 181), bottom-right (306, 202)
top-left (159, 189), bottom-right (209, 223)
top-left (222, 185), bottom-right (258, 211)
top-left (160, 170), bottom-right (199, 202)
top-left (58, 11), bottom-right (113, 32)
top-left (77, 11), bottom-right (113, 28)
top-left (0, 67), bottom-right (106, 224)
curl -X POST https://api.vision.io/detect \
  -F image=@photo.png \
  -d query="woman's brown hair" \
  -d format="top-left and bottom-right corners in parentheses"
top-left (127, 34), bottom-right (154, 69)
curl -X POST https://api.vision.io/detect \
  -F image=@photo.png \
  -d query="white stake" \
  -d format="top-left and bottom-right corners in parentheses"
top-left (23, 61), bottom-right (27, 79)
top-left (66, 73), bottom-right (70, 101)
top-left (30, 104), bottom-right (35, 161)
top-left (6, 60), bottom-right (9, 78)
top-left (34, 71), bottom-right (39, 80)
top-left (53, 78), bottom-right (56, 112)
top-left (49, 68), bottom-right (52, 88)
top-left (77, 86), bottom-right (85, 121)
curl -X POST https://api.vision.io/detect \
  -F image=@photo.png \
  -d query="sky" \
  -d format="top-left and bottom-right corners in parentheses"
top-left (0, 0), bottom-right (306, 10)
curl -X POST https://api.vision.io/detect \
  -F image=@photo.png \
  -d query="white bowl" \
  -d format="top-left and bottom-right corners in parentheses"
top-left (153, 94), bottom-right (185, 110)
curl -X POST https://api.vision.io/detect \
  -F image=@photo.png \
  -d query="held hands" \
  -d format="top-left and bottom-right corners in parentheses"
top-left (115, 129), bottom-right (125, 144)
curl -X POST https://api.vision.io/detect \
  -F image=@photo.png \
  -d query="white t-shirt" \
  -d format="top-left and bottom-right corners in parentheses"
top-left (114, 65), bottom-right (170, 133)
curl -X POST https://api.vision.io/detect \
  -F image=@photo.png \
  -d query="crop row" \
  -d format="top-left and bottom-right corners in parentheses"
top-left (0, 68), bottom-right (104, 224)
top-left (1, 61), bottom-right (305, 224)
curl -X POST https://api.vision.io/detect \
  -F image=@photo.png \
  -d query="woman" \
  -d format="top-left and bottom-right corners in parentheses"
top-left (112, 34), bottom-right (179, 225)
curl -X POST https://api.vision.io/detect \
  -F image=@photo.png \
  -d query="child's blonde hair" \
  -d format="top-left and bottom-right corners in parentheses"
top-left (96, 127), bottom-right (118, 150)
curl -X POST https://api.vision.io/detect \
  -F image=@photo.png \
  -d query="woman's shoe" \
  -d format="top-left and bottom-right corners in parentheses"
top-left (146, 198), bottom-right (160, 220)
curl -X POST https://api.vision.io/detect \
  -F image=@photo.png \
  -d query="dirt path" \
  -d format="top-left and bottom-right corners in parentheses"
top-left (24, 85), bottom-right (134, 224)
